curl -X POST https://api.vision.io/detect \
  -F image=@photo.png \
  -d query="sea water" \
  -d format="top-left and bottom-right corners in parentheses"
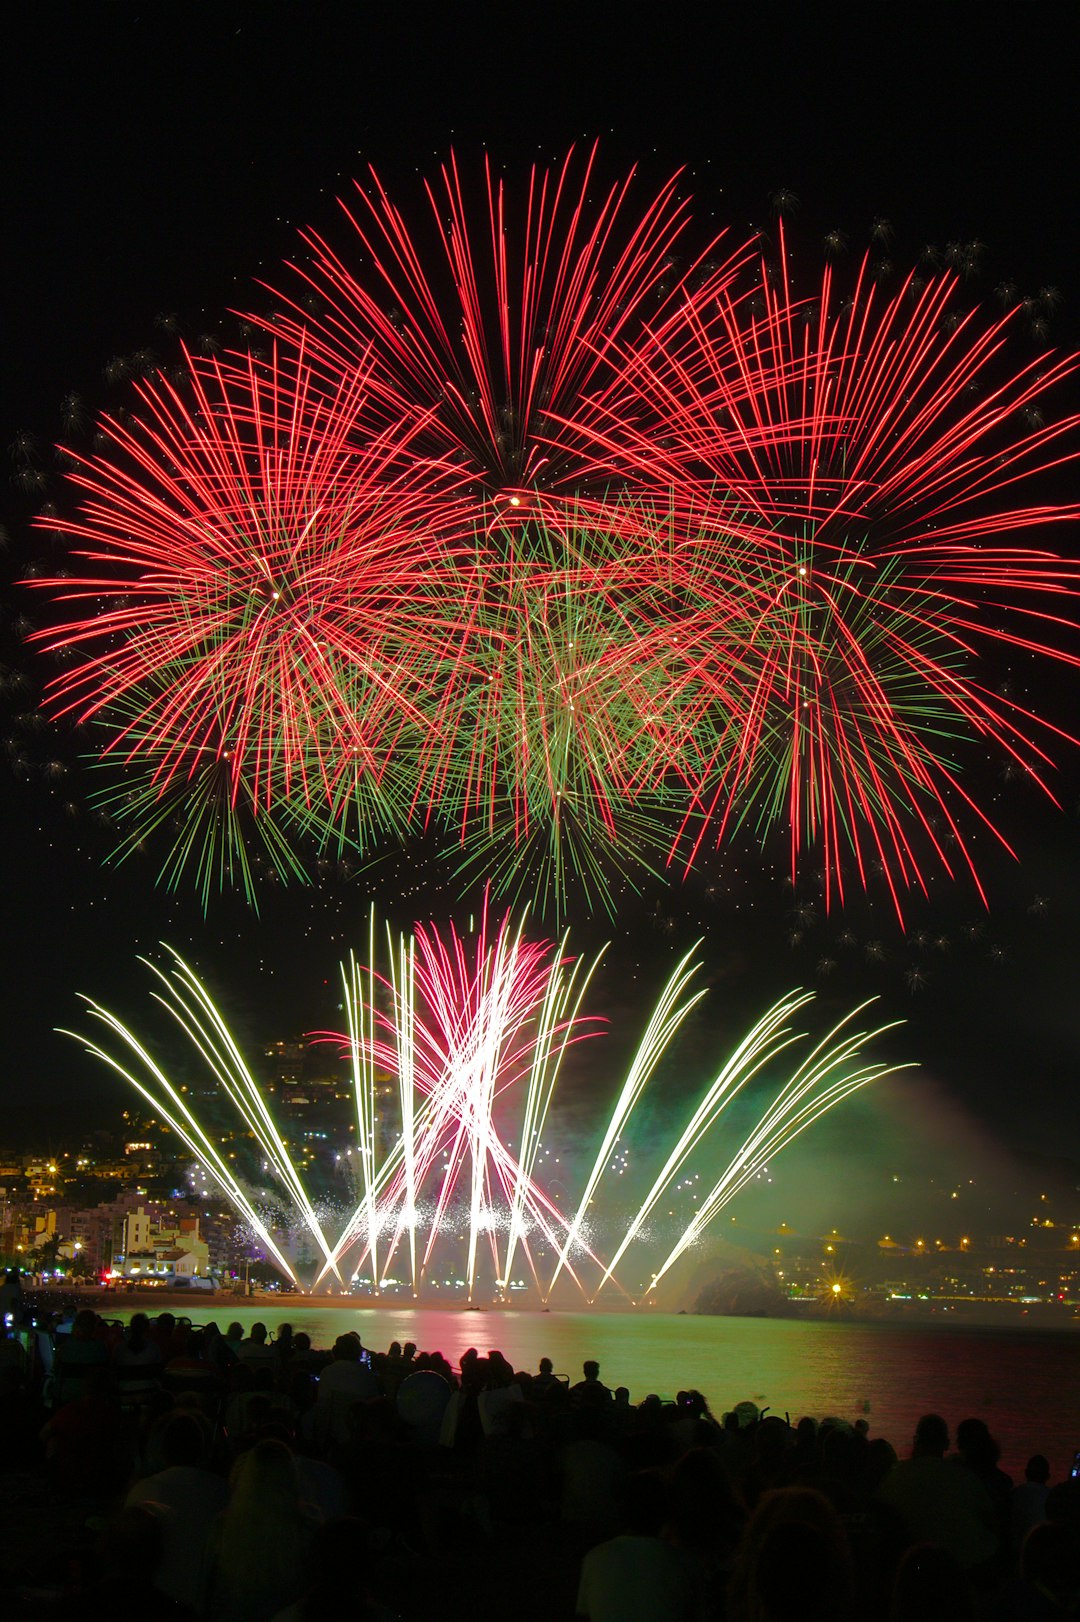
top-left (104, 1303), bottom-right (1080, 1480)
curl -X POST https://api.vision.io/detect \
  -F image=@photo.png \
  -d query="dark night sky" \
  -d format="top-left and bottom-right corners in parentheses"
top-left (3, 2), bottom-right (1080, 1175)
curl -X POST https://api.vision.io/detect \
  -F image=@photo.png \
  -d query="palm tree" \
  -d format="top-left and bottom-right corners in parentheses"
top-left (30, 1233), bottom-right (64, 1276)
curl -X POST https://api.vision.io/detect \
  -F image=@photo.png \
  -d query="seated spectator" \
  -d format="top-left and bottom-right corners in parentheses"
top-left (50, 1307), bottom-right (108, 1407)
top-left (270, 1516), bottom-right (394, 1622)
top-left (314, 1333), bottom-right (378, 1449)
top-left (273, 1322), bottom-right (295, 1374)
top-left (289, 1331), bottom-right (321, 1371)
top-left (577, 1470), bottom-right (703, 1622)
top-left (0, 1267), bottom-right (26, 1327)
top-left (570, 1358), bottom-right (612, 1407)
top-left (889, 1541), bottom-right (976, 1622)
top-left (126, 1410), bottom-right (229, 1613)
top-left (198, 1320), bottom-right (238, 1375)
top-left (150, 1310), bottom-right (184, 1363)
top-left (40, 1365), bottom-right (127, 1495)
top-left (953, 1415), bottom-right (1012, 1554)
top-left (88, 1504), bottom-right (199, 1622)
top-left (1013, 1454), bottom-right (1052, 1555)
top-left (533, 1354), bottom-right (560, 1396)
top-left (561, 1406), bottom-right (626, 1546)
top-left (0, 1319), bottom-right (29, 1380)
top-left (236, 1320), bottom-right (275, 1365)
top-left (727, 1485), bottom-right (855, 1622)
top-left (113, 1310), bottom-right (164, 1400)
top-left (665, 1445), bottom-right (746, 1585)
top-left (876, 1414), bottom-right (997, 1576)
top-left (1014, 1520), bottom-right (1080, 1618)
top-left (206, 1438), bottom-right (317, 1622)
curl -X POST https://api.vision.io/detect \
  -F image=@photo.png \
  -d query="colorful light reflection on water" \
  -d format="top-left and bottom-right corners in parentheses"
top-left (105, 1301), bottom-right (1080, 1481)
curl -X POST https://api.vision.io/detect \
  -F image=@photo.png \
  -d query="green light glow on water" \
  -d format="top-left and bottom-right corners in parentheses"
top-left (105, 1302), bottom-right (1079, 1479)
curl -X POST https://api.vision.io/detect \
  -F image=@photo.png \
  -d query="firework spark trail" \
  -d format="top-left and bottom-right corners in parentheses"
top-left (579, 225), bottom-right (1080, 916)
top-left (317, 910), bottom-right (606, 1294)
top-left (31, 157), bottom-right (1080, 919)
top-left (259, 145), bottom-right (753, 498)
top-left (65, 914), bottom-right (908, 1299)
top-left (545, 942), bottom-right (708, 1297)
top-left (151, 955), bottom-right (345, 1282)
top-left (592, 989), bottom-right (815, 1297)
top-left (424, 502), bottom-right (768, 920)
top-left (32, 340), bottom-right (476, 821)
top-left (369, 910), bottom-right (604, 1298)
top-left (644, 999), bottom-right (909, 1295)
top-left (500, 932), bottom-right (606, 1289)
top-left (341, 916), bottom-right (383, 1290)
top-left (61, 981), bottom-right (303, 1285)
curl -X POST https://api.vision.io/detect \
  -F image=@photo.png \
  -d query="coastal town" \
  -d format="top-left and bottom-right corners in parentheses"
top-left (5, 1096), bottom-right (1080, 1319)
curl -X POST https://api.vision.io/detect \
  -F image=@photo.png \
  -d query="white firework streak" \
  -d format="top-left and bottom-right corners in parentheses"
top-left (65, 914), bottom-right (910, 1301)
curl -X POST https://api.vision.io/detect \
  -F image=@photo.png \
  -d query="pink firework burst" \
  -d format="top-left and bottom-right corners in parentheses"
top-left (315, 906), bottom-right (607, 1295)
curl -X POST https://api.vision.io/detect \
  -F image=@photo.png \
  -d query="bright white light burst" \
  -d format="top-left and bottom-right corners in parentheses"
top-left (64, 906), bottom-right (909, 1300)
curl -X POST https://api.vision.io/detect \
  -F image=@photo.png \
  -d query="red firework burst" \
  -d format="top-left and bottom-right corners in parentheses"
top-left (31, 341), bottom-right (477, 815)
top-left (573, 226), bottom-right (1080, 913)
top-left (251, 144), bottom-right (753, 510)
top-left (27, 167), bottom-right (1080, 923)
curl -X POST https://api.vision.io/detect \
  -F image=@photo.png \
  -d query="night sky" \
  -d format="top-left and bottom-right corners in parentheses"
top-left (3, 3), bottom-right (1080, 1189)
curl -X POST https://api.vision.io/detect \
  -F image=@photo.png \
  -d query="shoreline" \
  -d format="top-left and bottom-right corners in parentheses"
top-left (24, 1285), bottom-right (1080, 1329)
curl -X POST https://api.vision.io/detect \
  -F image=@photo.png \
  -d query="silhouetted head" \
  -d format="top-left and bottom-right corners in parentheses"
top-left (160, 1412), bottom-right (206, 1468)
top-left (583, 1359), bottom-right (600, 1381)
top-left (890, 1541), bottom-right (975, 1622)
top-left (912, 1414), bottom-right (949, 1458)
top-left (732, 1487), bottom-right (853, 1622)
top-left (955, 1416), bottom-right (1000, 1471)
top-left (72, 1309), bottom-right (98, 1340)
top-left (1021, 1522), bottom-right (1078, 1606)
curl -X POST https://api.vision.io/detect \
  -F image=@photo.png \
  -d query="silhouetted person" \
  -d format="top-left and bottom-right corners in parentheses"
top-left (570, 1358), bottom-right (612, 1407)
top-left (1013, 1453), bottom-right (1052, 1555)
top-left (876, 1415), bottom-right (997, 1575)
top-left (236, 1320), bottom-right (274, 1365)
top-left (953, 1415), bottom-right (1012, 1556)
top-left (534, 1354), bottom-right (559, 1395)
top-left (1015, 1520), bottom-right (1080, 1617)
top-left (206, 1438), bottom-right (315, 1622)
top-left (727, 1485), bottom-right (854, 1622)
top-left (577, 1470), bottom-right (703, 1621)
top-left (314, 1332), bottom-right (377, 1448)
top-left (126, 1411), bottom-right (228, 1613)
top-left (889, 1542), bottom-right (976, 1622)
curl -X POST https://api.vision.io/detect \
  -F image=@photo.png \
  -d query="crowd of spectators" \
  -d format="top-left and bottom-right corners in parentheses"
top-left (0, 1286), bottom-right (1077, 1620)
